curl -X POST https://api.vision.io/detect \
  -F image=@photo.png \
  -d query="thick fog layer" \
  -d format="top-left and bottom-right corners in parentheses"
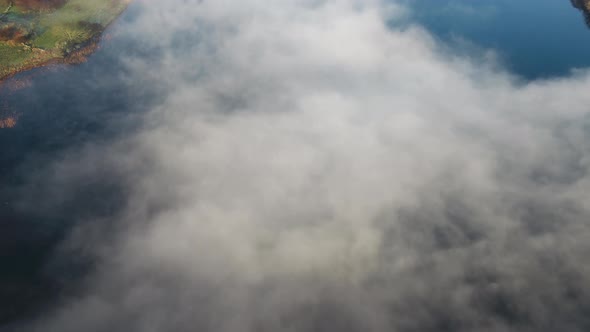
top-left (19, 0), bottom-right (590, 331)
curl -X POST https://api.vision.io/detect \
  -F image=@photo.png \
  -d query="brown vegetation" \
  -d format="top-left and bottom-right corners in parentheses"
top-left (0, 116), bottom-right (17, 128)
top-left (12, 0), bottom-right (67, 11)
top-left (0, 24), bottom-right (31, 43)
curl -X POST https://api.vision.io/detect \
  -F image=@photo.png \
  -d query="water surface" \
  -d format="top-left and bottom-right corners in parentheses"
top-left (407, 0), bottom-right (590, 78)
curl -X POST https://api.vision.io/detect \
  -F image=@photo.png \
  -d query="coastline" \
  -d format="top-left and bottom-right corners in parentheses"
top-left (0, 0), bottom-right (132, 85)
top-left (0, 34), bottom-right (101, 84)
top-left (0, 1), bottom-right (131, 128)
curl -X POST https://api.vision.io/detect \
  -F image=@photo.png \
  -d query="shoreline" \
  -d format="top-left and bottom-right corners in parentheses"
top-left (0, 0), bottom-right (132, 86)
top-left (0, 1), bottom-right (131, 128)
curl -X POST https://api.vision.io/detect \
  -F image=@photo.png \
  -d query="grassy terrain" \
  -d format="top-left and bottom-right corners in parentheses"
top-left (0, 44), bottom-right (32, 64)
top-left (0, 0), bottom-right (129, 81)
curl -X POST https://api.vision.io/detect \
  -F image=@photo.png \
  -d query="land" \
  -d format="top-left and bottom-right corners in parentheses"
top-left (572, 0), bottom-right (590, 27)
top-left (572, 0), bottom-right (590, 10)
top-left (0, 0), bottom-right (129, 83)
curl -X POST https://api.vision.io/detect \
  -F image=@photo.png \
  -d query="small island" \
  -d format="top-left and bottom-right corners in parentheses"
top-left (0, 0), bottom-right (129, 83)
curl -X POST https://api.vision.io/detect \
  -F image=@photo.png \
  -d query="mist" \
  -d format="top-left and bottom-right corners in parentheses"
top-left (11, 0), bottom-right (590, 331)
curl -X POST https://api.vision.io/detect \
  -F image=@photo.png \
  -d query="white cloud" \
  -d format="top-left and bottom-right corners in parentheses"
top-left (26, 0), bottom-right (590, 331)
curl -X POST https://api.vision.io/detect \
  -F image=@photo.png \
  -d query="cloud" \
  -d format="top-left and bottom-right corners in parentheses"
top-left (18, 0), bottom-right (590, 331)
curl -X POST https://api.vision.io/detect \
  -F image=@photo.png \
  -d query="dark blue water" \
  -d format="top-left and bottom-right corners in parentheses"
top-left (0, 4), bottom-right (162, 325)
top-left (406, 0), bottom-right (590, 78)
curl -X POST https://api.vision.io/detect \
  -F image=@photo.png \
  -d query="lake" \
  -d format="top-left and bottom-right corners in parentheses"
top-left (406, 0), bottom-right (590, 79)
top-left (2, 0), bottom-right (590, 328)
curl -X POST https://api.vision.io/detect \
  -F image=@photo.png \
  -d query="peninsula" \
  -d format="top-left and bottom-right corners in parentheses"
top-left (0, 0), bottom-right (129, 82)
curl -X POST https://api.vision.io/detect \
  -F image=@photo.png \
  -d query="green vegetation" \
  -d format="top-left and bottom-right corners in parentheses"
top-left (0, 0), bottom-right (129, 81)
top-left (0, 44), bottom-right (31, 64)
